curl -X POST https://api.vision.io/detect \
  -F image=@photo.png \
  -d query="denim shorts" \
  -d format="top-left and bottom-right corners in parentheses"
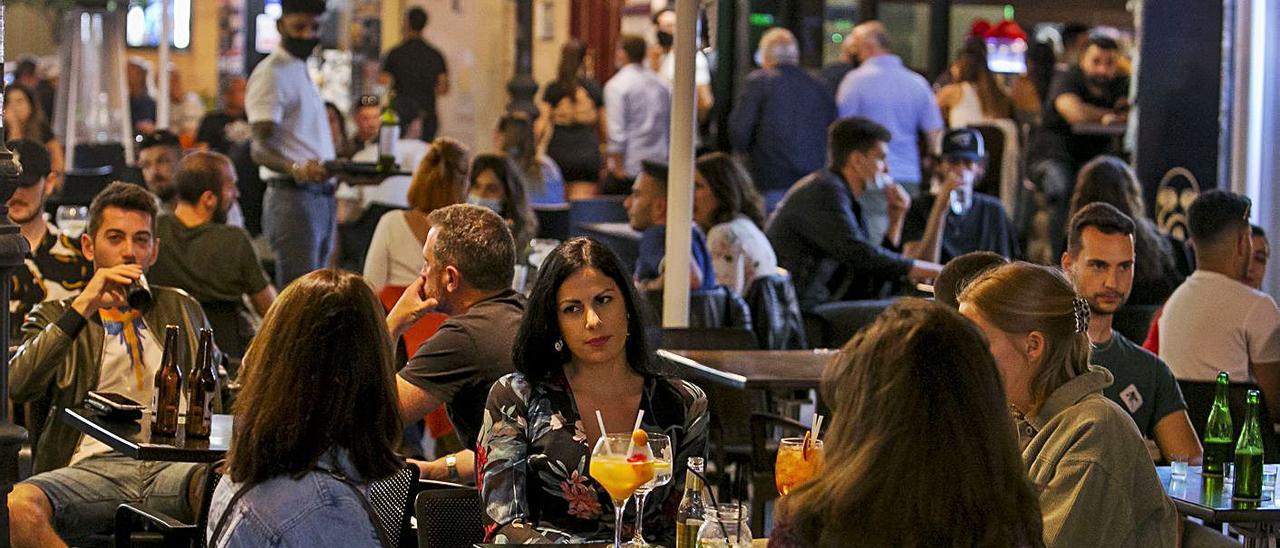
top-left (22, 452), bottom-right (199, 543)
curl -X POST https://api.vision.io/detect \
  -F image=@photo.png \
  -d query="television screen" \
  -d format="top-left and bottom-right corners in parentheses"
top-left (126, 0), bottom-right (192, 49)
top-left (986, 37), bottom-right (1027, 74)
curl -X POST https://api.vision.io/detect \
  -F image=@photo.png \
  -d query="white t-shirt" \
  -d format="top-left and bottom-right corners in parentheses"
top-left (1159, 270), bottom-right (1280, 382)
top-left (246, 48), bottom-right (336, 181)
top-left (363, 210), bottom-right (426, 293)
top-left (659, 50), bottom-right (712, 87)
top-left (707, 215), bottom-right (777, 295)
top-left (71, 309), bottom-right (165, 464)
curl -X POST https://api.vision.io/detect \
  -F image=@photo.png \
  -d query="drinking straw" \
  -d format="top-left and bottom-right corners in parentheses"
top-left (596, 410), bottom-right (612, 455)
top-left (625, 409), bottom-right (646, 455)
top-left (811, 414), bottom-right (825, 441)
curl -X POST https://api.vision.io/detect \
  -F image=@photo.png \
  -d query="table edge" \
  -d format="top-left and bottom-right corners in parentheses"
top-left (656, 349), bottom-right (750, 390)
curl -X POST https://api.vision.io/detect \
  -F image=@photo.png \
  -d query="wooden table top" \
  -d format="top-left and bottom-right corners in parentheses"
top-left (657, 349), bottom-right (836, 390)
top-left (62, 406), bottom-right (231, 462)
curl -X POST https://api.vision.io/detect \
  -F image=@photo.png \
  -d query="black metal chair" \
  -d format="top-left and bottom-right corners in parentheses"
top-left (367, 465), bottom-right (423, 548)
top-left (1179, 380), bottom-right (1280, 463)
top-left (567, 195), bottom-right (628, 237)
top-left (415, 482), bottom-right (482, 548)
top-left (115, 459), bottom-right (223, 548)
top-left (533, 204), bottom-right (571, 241)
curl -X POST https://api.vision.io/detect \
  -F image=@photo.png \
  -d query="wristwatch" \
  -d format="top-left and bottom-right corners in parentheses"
top-left (445, 454), bottom-right (460, 481)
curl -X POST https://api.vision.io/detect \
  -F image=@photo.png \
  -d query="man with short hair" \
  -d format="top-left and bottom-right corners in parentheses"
top-left (650, 8), bottom-right (714, 124)
top-left (835, 21), bottom-right (945, 244)
top-left (137, 130), bottom-right (183, 212)
top-left (1028, 34), bottom-right (1130, 249)
top-left (902, 128), bottom-right (1018, 263)
top-left (381, 6), bottom-right (449, 142)
top-left (149, 151), bottom-right (276, 359)
top-left (6, 139), bottom-right (92, 340)
top-left (728, 27), bottom-right (836, 210)
top-left (195, 77), bottom-right (249, 155)
top-left (604, 34), bottom-right (671, 193)
top-left (766, 117), bottom-right (941, 309)
top-left (248, 0), bottom-right (338, 288)
top-left (384, 204), bottom-right (524, 482)
top-left (8, 182), bottom-right (218, 546)
top-left (350, 95), bottom-right (382, 152)
top-left (1063, 202), bottom-right (1202, 463)
top-left (625, 160), bottom-right (715, 291)
top-left (1160, 190), bottom-right (1280, 417)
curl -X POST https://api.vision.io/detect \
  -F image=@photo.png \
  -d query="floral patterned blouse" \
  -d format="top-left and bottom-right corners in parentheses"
top-left (477, 369), bottom-right (709, 544)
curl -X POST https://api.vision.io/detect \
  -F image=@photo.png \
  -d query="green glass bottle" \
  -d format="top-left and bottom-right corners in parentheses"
top-left (377, 92), bottom-right (400, 173)
top-left (1203, 371), bottom-right (1234, 476)
top-left (1233, 390), bottom-right (1265, 500)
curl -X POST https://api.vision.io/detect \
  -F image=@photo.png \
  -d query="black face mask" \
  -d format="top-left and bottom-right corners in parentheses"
top-left (282, 36), bottom-right (320, 60)
top-left (656, 30), bottom-right (674, 48)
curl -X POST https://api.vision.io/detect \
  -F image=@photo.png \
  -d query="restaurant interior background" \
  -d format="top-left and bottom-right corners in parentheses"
top-left (4, 0), bottom-right (1280, 297)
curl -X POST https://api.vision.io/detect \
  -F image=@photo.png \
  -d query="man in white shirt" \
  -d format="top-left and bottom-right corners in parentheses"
top-left (246, 0), bottom-right (336, 287)
top-left (1160, 190), bottom-right (1280, 417)
top-left (650, 8), bottom-right (713, 124)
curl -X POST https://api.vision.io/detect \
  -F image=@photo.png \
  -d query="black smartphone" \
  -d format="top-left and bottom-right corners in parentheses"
top-left (86, 391), bottom-right (145, 420)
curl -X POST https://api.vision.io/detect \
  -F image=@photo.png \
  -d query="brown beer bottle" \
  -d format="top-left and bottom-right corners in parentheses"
top-left (151, 325), bottom-right (184, 436)
top-left (186, 328), bottom-right (219, 438)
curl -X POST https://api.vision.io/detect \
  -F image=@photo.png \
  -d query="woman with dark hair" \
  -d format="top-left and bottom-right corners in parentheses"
top-left (468, 153), bottom-right (538, 253)
top-left (208, 269), bottom-right (404, 546)
top-left (477, 237), bottom-right (708, 544)
top-left (958, 263), bottom-right (1178, 547)
top-left (537, 40), bottom-right (606, 199)
top-left (497, 114), bottom-right (566, 204)
top-left (772, 299), bottom-right (1043, 547)
top-left (693, 152), bottom-right (776, 293)
top-left (4, 84), bottom-right (64, 190)
top-left (324, 101), bottom-right (354, 159)
top-left (937, 46), bottom-right (1014, 127)
top-left (1067, 155), bottom-right (1185, 304)
top-left (1011, 41), bottom-right (1057, 121)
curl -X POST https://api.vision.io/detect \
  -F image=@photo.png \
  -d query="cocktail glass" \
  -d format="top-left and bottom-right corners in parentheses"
top-left (775, 437), bottom-right (824, 495)
top-left (624, 433), bottom-right (672, 547)
top-left (592, 433), bottom-right (656, 548)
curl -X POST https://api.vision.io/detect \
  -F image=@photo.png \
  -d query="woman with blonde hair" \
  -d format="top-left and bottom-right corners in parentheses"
top-left (770, 299), bottom-right (1043, 547)
top-left (364, 137), bottom-right (470, 292)
top-left (958, 262), bottom-right (1178, 547)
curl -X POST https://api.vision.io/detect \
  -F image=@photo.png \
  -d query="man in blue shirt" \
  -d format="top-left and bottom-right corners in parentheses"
top-left (729, 28), bottom-right (836, 211)
top-left (604, 35), bottom-right (672, 194)
top-left (835, 21), bottom-right (944, 245)
top-left (625, 160), bottom-right (716, 291)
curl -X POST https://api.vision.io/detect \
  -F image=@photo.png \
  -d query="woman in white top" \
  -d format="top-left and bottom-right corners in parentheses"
top-left (363, 138), bottom-right (470, 293)
top-left (692, 153), bottom-right (777, 294)
top-left (936, 46), bottom-right (1014, 128)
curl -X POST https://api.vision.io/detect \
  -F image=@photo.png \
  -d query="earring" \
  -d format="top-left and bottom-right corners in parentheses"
top-left (554, 339), bottom-right (564, 352)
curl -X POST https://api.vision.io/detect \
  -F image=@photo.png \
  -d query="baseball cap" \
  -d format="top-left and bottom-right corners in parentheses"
top-left (941, 128), bottom-right (985, 161)
top-left (7, 139), bottom-right (51, 187)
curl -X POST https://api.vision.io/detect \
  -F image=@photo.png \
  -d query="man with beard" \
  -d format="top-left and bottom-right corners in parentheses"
top-left (136, 130), bottom-right (183, 213)
top-left (247, 0), bottom-right (336, 288)
top-left (1027, 34), bottom-right (1131, 248)
top-left (149, 152), bottom-right (275, 359)
top-left (1062, 202), bottom-right (1201, 463)
top-left (385, 204), bottom-right (524, 482)
top-left (6, 139), bottom-right (92, 340)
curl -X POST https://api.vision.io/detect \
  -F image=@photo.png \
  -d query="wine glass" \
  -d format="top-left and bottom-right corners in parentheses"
top-left (591, 433), bottom-right (655, 548)
top-left (775, 437), bottom-right (824, 495)
top-left (624, 433), bottom-right (672, 547)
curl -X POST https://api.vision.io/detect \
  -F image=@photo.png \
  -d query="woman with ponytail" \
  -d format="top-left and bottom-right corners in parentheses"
top-left (958, 262), bottom-right (1178, 548)
top-left (364, 138), bottom-right (470, 291)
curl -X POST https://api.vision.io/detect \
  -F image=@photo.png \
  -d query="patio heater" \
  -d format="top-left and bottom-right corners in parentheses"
top-left (0, 1), bottom-right (34, 542)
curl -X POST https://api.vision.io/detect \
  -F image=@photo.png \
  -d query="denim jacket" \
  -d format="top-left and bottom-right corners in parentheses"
top-left (206, 449), bottom-right (383, 548)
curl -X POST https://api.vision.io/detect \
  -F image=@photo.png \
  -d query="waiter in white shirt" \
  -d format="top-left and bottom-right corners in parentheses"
top-left (247, 0), bottom-right (335, 287)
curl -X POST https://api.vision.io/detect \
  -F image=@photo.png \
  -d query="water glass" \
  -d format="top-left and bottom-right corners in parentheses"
top-left (1170, 459), bottom-right (1189, 479)
top-left (1264, 465), bottom-right (1278, 501)
top-left (56, 206), bottom-right (89, 237)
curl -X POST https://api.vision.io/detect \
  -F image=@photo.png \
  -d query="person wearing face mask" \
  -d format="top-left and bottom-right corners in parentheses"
top-left (1026, 33), bottom-right (1131, 254)
top-left (149, 152), bottom-right (277, 359)
top-left (902, 128), bottom-right (1018, 264)
top-left (246, 0), bottom-right (337, 289)
top-left (650, 7), bottom-right (713, 125)
top-left (467, 153), bottom-right (538, 254)
top-left (766, 117), bottom-right (942, 310)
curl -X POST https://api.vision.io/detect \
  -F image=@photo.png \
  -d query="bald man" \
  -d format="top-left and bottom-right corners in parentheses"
top-left (728, 28), bottom-right (836, 209)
